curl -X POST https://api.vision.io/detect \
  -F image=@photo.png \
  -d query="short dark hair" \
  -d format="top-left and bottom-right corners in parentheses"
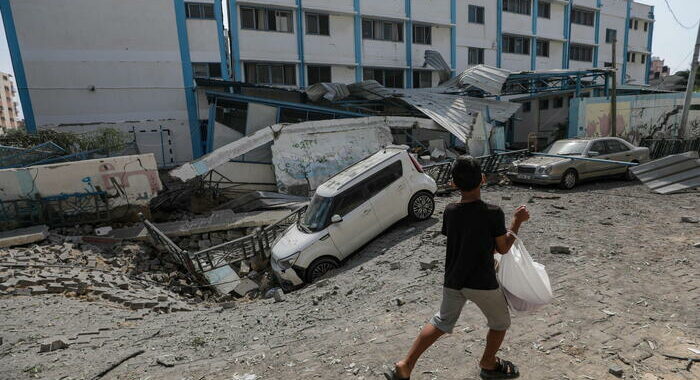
top-left (452, 155), bottom-right (482, 191)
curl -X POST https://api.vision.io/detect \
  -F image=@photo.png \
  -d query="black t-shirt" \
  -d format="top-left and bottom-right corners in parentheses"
top-left (441, 200), bottom-right (507, 290)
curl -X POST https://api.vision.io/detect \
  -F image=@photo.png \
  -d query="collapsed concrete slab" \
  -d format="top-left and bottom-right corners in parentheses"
top-left (107, 209), bottom-right (291, 241)
top-left (0, 225), bottom-right (49, 248)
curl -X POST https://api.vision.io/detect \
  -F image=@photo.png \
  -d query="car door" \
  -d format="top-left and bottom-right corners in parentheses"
top-left (581, 140), bottom-right (610, 179)
top-left (327, 181), bottom-right (380, 258)
top-left (605, 139), bottom-right (633, 175)
top-left (366, 159), bottom-right (409, 229)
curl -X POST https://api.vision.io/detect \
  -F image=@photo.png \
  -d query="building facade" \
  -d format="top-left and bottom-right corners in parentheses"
top-left (0, 72), bottom-right (19, 131)
top-left (649, 56), bottom-right (669, 81)
top-left (228, 0), bottom-right (654, 88)
top-left (0, 0), bottom-right (229, 166)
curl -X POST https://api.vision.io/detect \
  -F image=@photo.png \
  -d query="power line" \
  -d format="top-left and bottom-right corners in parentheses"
top-left (663, 0), bottom-right (699, 30)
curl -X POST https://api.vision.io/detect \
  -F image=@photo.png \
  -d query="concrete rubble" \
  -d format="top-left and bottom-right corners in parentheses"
top-left (0, 225), bottom-right (49, 248)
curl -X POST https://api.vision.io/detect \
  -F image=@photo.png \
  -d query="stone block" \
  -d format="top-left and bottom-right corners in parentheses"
top-left (47, 283), bottom-right (65, 293)
top-left (233, 278), bottom-right (259, 297)
top-left (549, 245), bottom-right (571, 254)
top-left (39, 337), bottom-right (69, 352)
top-left (29, 286), bottom-right (48, 295)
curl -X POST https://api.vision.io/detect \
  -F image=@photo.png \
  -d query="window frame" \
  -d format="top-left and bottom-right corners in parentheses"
top-left (503, 0), bottom-right (532, 16)
top-left (537, 1), bottom-right (550, 18)
top-left (605, 28), bottom-right (617, 43)
top-left (363, 68), bottom-right (405, 88)
top-left (240, 7), bottom-right (294, 33)
top-left (186, 2), bottom-right (215, 20)
top-left (570, 44), bottom-right (593, 62)
top-left (553, 97), bottom-right (563, 108)
top-left (539, 99), bottom-right (549, 110)
top-left (192, 62), bottom-right (222, 78)
top-left (571, 8), bottom-right (594, 27)
top-left (503, 35), bottom-right (530, 55)
top-left (307, 65), bottom-right (332, 85)
top-left (467, 47), bottom-right (485, 65)
top-left (244, 62), bottom-right (297, 86)
top-left (536, 40), bottom-right (549, 57)
top-left (412, 24), bottom-right (432, 44)
top-left (365, 160), bottom-right (403, 199)
top-left (362, 18), bottom-right (404, 42)
top-left (412, 70), bottom-right (433, 88)
top-left (331, 183), bottom-right (370, 217)
top-left (468, 5), bottom-right (485, 24)
top-left (306, 12), bottom-right (330, 36)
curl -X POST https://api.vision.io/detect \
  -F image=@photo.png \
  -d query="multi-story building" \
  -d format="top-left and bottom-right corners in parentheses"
top-left (649, 56), bottom-right (669, 81)
top-left (0, 0), bottom-right (229, 166)
top-left (228, 0), bottom-right (654, 88)
top-left (0, 72), bottom-right (20, 131)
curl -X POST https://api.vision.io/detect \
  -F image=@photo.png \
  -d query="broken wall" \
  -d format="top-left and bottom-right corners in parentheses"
top-left (271, 119), bottom-right (393, 195)
top-left (570, 92), bottom-right (700, 144)
top-left (0, 153), bottom-right (162, 207)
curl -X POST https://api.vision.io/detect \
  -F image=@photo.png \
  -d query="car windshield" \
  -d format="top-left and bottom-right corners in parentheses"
top-left (299, 195), bottom-right (333, 233)
top-left (545, 141), bottom-right (588, 155)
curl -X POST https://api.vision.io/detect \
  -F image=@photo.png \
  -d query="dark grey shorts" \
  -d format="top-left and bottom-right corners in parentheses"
top-left (429, 287), bottom-right (511, 333)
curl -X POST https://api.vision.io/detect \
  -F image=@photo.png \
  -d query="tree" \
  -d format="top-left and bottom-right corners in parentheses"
top-left (675, 70), bottom-right (700, 91)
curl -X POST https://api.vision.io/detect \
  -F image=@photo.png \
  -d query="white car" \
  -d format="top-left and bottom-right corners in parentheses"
top-left (271, 145), bottom-right (438, 288)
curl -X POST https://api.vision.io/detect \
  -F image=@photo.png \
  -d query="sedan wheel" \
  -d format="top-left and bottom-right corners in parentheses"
top-left (409, 192), bottom-right (435, 220)
top-left (560, 169), bottom-right (578, 190)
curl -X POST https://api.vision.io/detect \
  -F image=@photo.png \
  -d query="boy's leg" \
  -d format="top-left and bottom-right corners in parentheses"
top-left (461, 288), bottom-right (511, 370)
top-left (394, 288), bottom-right (467, 378)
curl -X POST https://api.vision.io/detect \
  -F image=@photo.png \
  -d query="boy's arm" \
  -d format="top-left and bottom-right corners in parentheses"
top-left (495, 205), bottom-right (529, 254)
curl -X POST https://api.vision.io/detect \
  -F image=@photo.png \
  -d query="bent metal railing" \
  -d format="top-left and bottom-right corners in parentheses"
top-left (423, 149), bottom-right (530, 190)
top-left (639, 138), bottom-right (700, 160)
top-left (142, 206), bottom-right (308, 285)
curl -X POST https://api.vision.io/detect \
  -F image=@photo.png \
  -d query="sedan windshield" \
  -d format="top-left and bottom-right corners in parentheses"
top-left (300, 195), bottom-right (333, 233)
top-left (545, 141), bottom-right (588, 155)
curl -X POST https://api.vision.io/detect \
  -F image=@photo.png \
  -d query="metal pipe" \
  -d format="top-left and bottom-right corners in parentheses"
top-left (531, 152), bottom-right (638, 166)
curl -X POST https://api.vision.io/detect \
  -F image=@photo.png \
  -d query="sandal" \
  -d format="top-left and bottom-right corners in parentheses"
top-left (480, 358), bottom-right (519, 379)
top-left (383, 364), bottom-right (410, 380)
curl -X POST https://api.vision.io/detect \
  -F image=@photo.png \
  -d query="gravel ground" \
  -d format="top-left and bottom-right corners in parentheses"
top-left (1, 180), bottom-right (698, 380)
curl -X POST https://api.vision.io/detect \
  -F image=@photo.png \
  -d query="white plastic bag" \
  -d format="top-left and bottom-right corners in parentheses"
top-left (496, 235), bottom-right (553, 311)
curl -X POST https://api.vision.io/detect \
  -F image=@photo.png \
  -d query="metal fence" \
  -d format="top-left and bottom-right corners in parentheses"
top-left (639, 138), bottom-right (700, 160)
top-left (0, 192), bottom-right (111, 230)
top-left (423, 149), bottom-right (530, 190)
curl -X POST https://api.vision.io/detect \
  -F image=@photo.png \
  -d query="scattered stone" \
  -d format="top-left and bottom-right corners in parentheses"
top-left (694, 242), bottom-right (700, 248)
top-left (550, 245), bottom-right (571, 255)
top-left (272, 288), bottom-right (285, 303)
top-left (29, 286), bottom-right (48, 295)
top-left (419, 260), bottom-right (439, 270)
top-left (395, 298), bottom-right (405, 307)
top-left (239, 261), bottom-right (251, 277)
top-left (46, 283), bottom-right (65, 293)
top-left (608, 365), bottom-right (624, 378)
top-left (156, 355), bottom-right (178, 367)
top-left (39, 337), bottom-right (69, 353)
top-left (232, 278), bottom-right (259, 297)
top-left (681, 216), bottom-right (699, 224)
top-left (502, 196), bottom-right (512, 200)
top-left (389, 262), bottom-right (401, 270)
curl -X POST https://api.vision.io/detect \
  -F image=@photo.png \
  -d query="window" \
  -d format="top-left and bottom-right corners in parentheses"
top-left (536, 40), bottom-right (549, 57)
top-left (537, 1), bottom-right (550, 18)
top-left (244, 62), bottom-right (296, 85)
top-left (643, 22), bottom-right (648, 32)
top-left (634, 20), bottom-right (638, 30)
top-left (523, 102), bottom-right (531, 112)
top-left (570, 44), bottom-right (593, 62)
top-left (192, 63), bottom-right (222, 78)
top-left (413, 71), bottom-right (433, 88)
top-left (571, 8), bottom-right (594, 26)
top-left (240, 7), bottom-right (293, 32)
top-left (186, 2), bottom-right (215, 19)
top-left (333, 185), bottom-right (367, 217)
top-left (366, 161), bottom-right (403, 198)
top-left (307, 65), bottom-right (331, 85)
top-left (468, 47), bottom-right (485, 65)
top-left (629, 19), bottom-right (633, 29)
top-left (413, 24), bottom-right (431, 44)
top-left (605, 28), bottom-right (617, 43)
top-left (362, 19), bottom-right (403, 42)
top-left (468, 5), bottom-right (485, 24)
top-left (604, 62), bottom-right (613, 68)
top-left (503, 0), bottom-right (531, 15)
top-left (306, 13), bottom-right (329, 35)
top-left (553, 97), bottom-right (563, 108)
top-left (606, 139), bottom-right (629, 153)
top-left (539, 99), bottom-right (549, 110)
top-left (363, 68), bottom-right (404, 88)
top-left (627, 52), bottom-right (635, 63)
top-left (590, 141), bottom-right (609, 155)
top-left (503, 35), bottom-right (530, 55)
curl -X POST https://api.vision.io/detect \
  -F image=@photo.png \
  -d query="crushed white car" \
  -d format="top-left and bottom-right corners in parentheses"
top-left (271, 145), bottom-right (438, 288)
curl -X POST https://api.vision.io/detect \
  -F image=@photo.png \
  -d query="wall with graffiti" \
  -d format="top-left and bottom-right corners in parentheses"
top-left (0, 153), bottom-right (162, 207)
top-left (570, 92), bottom-right (700, 144)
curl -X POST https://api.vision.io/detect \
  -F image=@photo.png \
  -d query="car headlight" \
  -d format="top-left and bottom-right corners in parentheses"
top-left (277, 251), bottom-right (301, 271)
top-left (536, 166), bottom-right (552, 174)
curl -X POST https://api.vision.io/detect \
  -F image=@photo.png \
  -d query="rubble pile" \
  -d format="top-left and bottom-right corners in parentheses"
top-left (0, 234), bottom-right (197, 312)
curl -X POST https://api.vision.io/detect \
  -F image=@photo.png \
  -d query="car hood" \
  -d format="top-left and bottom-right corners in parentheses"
top-left (516, 156), bottom-right (574, 166)
top-left (271, 224), bottom-right (326, 260)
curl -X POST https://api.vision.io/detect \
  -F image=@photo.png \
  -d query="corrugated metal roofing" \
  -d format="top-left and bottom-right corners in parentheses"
top-left (455, 65), bottom-right (512, 95)
top-left (305, 82), bottom-right (350, 102)
top-left (630, 151), bottom-right (700, 194)
top-left (348, 80), bottom-right (393, 100)
top-left (394, 91), bottom-right (519, 143)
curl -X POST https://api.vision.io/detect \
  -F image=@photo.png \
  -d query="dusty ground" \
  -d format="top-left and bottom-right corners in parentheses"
top-left (1, 180), bottom-right (698, 380)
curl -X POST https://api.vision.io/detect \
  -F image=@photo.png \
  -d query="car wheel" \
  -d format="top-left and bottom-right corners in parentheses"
top-left (305, 257), bottom-right (339, 283)
top-left (408, 191), bottom-right (435, 220)
top-left (624, 161), bottom-right (639, 181)
top-left (559, 169), bottom-right (578, 190)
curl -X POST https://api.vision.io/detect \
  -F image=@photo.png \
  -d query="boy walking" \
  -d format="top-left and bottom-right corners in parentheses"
top-left (386, 156), bottom-right (529, 379)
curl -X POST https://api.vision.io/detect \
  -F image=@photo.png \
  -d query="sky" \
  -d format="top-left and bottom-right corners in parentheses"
top-left (0, 0), bottom-right (697, 119)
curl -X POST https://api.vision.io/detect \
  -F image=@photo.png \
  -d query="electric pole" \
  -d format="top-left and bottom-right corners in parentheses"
top-left (611, 38), bottom-right (617, 137)
top-left (679, 22), bottom-right (700, 139)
